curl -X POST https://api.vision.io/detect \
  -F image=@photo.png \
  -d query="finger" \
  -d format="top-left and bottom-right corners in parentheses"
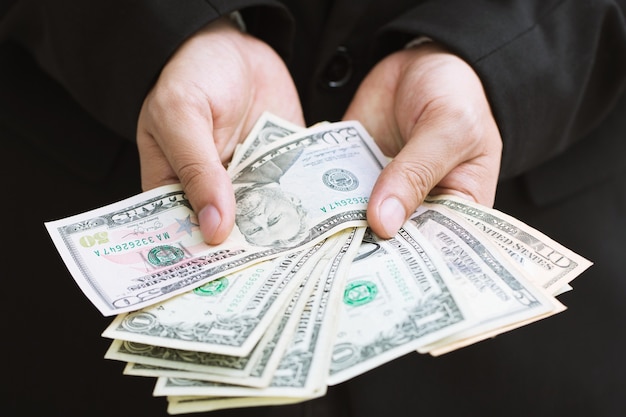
top-left (367, 105), bottom-right (496, 239)
top-left (429, 132), bottom-right (502, 207)
top-left (136, 128), bottom-right (178, 190)
top-left (342, 60), bottom-right (402, 157)
top-left (367, 141), bottom-right (443, 239)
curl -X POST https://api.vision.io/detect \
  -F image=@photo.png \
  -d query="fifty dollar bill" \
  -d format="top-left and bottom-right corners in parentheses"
top-left (45, 121), bottom-right (386, 315)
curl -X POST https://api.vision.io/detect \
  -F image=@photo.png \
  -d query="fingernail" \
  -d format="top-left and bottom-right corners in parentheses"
top-left (379, 197), bottom-right (406, 237)
top-left (198, 205), bottom-right (221, 243)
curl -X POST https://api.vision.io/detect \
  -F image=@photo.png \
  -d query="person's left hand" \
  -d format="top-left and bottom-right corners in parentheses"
top-left (343, 42), bottom-right (503, 239)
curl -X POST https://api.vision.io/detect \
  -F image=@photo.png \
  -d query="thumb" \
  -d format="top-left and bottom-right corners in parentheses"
top-left (171, 132), bottom-right (236, 245)
top-left (367, 105), bottom-right (501, 239)
top-left (137, 110), bottom-right (236, 245)
top-left (367, 155), bottom-right (432, 239)
top-left (181, 152), bottom-right (236, 246)
top-left (367, 111), bottom-right (470, 239)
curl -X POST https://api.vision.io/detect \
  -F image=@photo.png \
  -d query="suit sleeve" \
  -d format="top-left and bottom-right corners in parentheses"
top-left (0, 0), bottom-right (293, 140)
top-left (374, 0), bottom-right (626, 179)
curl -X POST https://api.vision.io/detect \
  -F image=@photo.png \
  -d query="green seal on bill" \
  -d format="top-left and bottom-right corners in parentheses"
top-left (147, 245), bottom-right (184, 266)
top-left (343, 280), bottom-right (378, 306)
top-left (193, 277), bottom-right (229, 296)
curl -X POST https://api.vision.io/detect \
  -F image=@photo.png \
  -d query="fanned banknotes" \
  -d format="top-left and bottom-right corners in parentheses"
top-left (45, 118), bottom-right (387, 316)
top-left (44, 113), bottom-right (592, 415)
top-left (423, 195), bottom-right (592, 294)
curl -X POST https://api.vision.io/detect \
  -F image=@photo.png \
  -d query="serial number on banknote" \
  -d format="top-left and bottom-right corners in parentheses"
top-left (80, 231), bottom-right (175, 256)
top-left (320, 197), bottom-right (369, 213)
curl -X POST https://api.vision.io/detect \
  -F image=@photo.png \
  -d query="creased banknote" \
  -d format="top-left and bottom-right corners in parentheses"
top-left (153, 228), bottom-right (364, 400)
top-left (101, 246), bottom-right (319, 356)
top-left (229, 111), bottom-right (304, 168)
top-left (408, 205), bottom-right (565, 355)
top-left (120, 262), bottom-right (316, 388)
top-left (45, 121), bottom-right (386, 315)
top-left (423, 195), bottom-right (592, 294)
top-left (46, 112), bottom-right (593, 416)
top-left (166, 395), bottom-right (304, 415)
top-left (327, 226), bottom-right (474, 385)
top-left (105, 240), bottom-right (331, 387)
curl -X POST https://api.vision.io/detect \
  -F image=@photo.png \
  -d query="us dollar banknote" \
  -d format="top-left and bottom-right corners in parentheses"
top-left (120, 262), bottom-right (318, 388)
top-left (327, 199), bottom-right (572, 383)
top-left (327, 226), bottom-right (476, 385)
top-left (101, 245), bottom-right (322, 356)
top-left (153, 227), bottom-right (364, 400)
top-left (104, 240), bottom-right (332, 387)
top-left (408, 205), bottom-right (565, 355)
top-left (45, 120), bottom-right (386, 315)
top-left (423, 195), bottom-right (592, 294)
top-left (166, 396), bottom-right (304, 415)
top-left (229, 111), bottom-right (303, 168)
top-left (46, 112), bottom-right (593, 416)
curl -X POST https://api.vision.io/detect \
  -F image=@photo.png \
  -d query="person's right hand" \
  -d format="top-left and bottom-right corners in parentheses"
top-left (137, 17), bottom-right (304, 245)
top-left (344, 42), bottom-right (502, 239)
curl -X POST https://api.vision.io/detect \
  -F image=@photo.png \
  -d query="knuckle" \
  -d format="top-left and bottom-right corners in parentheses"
top-left (177, 161), bottom-right (209, 191)
top-left (147, 81), bottom-right (207, 120)
top-left (422, 97), bottom-right (490, 150)
top-left (391, 159), bottom-right (436, 202)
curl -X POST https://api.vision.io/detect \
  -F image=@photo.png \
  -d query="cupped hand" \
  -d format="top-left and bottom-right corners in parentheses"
top-left (344, 42), bottom-right (502, 238)
top-left (137, 17), bottom-right (304, 244)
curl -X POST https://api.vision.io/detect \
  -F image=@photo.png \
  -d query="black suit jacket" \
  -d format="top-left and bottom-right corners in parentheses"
top-left (1, 1), bottom-right (626, 416)
top-left (1, 0), bottom-right (625, 193)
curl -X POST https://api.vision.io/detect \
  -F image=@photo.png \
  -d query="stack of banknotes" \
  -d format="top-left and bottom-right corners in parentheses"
top-left (45, 113), bottom-right (592, 414)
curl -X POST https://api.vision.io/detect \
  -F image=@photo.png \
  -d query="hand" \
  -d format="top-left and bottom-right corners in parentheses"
top-left (344, 42), bottom-right (502, 238)
top-left (137, 17), bottom-right (304, 244)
